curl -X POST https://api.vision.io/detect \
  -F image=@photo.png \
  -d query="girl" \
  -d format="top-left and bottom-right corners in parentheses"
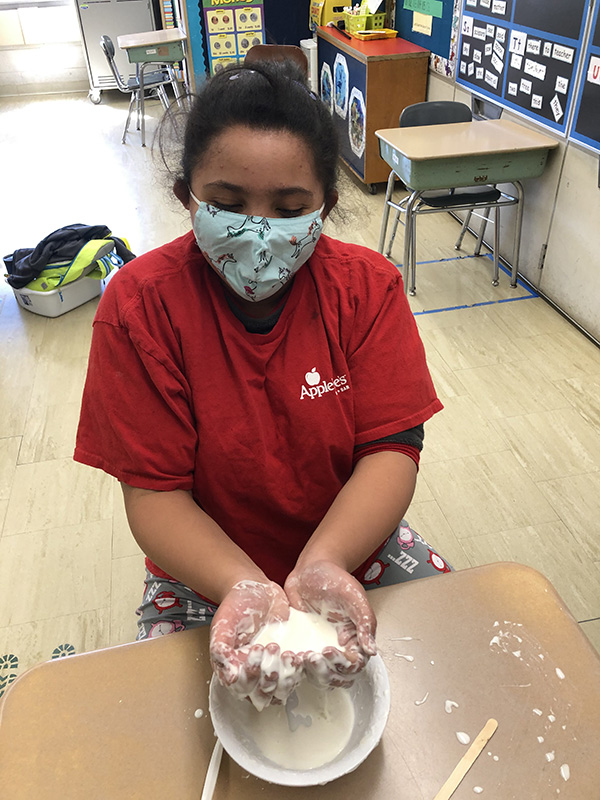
top-left (75, 60), bottom-right (446, 708)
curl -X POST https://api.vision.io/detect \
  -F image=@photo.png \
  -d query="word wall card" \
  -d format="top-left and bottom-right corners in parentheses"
top-left (457, 0), bottom-right (591, 133)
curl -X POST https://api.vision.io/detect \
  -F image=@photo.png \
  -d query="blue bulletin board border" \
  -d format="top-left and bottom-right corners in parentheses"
top-left (570, 0), bottom-right (600, 153)
top-left (456, 5), bottom-right (590, 135)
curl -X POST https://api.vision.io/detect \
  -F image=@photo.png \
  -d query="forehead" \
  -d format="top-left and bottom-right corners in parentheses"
top-left (191, 125), bottom-right (321, 193)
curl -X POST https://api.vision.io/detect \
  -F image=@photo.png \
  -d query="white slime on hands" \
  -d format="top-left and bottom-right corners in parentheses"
top-left (251, 608), bottom-right (339, 652)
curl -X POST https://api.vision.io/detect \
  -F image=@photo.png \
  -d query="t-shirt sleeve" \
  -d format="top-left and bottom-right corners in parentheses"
top-left (74, 316), bottom-right (197, 491)
top-left (346, 259), bottom-right (442, 446)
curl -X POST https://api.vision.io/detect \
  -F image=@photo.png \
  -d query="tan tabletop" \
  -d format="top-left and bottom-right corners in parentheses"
top-left (375, 119), bottom-right (559, 162)
top-left (1, 562), bottom-right (599, 798)
top-left (117, 27), bottom-right (186, 51)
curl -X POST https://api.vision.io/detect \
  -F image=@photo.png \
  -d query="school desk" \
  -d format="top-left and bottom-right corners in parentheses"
top-left (1, 563), bottom-right (599, 798)
top-left (376, 119), bottom-right (559, 290)
top-left (117, 28), bottom-right (187, 147)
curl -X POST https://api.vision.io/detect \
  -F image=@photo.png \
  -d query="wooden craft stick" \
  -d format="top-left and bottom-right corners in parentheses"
top-left (433, 718), bottom-right (498, 800)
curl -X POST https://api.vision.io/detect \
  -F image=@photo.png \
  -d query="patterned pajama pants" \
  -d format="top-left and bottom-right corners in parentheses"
top-left (135, 520), bottom-right (451, 640)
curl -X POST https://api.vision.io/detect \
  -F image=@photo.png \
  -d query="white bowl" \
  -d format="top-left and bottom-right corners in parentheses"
top-left (208, 654), bottom-right (390, 787)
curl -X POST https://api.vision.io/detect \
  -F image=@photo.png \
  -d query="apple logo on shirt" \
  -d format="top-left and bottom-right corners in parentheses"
top-left (305, 368), bottom-right (321, 386)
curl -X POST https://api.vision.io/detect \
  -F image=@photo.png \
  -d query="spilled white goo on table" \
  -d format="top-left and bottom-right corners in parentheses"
top-left (487, 619), bottom-right (573, 786)
top-left (381, 617), bottom-right (577, 796)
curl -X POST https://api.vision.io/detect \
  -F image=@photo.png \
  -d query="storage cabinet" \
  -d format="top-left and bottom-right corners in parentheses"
top-left (316, 26), bottom-right (429, 191)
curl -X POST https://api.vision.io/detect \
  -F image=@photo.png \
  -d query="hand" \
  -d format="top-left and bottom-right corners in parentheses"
top-left (209, 580), bottom-right (303, 710)
top-left (284, 560), bottom-right (378, 689)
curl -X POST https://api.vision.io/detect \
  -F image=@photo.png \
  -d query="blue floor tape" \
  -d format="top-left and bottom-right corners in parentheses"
top-left (396, 254), bottom-right (539, 315)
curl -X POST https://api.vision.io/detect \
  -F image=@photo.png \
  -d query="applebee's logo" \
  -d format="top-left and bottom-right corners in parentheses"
top-left (300, 366), bottom-right (349, 400)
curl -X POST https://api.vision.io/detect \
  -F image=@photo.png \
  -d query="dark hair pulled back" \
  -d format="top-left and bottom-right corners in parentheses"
top-left (174, 60), bottom-right (339, 199)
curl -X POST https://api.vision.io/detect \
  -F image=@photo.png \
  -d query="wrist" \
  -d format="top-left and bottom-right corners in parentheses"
top-left (213, 566), bottom-right (271, 604)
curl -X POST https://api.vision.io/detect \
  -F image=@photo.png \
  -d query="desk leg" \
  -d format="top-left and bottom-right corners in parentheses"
top-left (140, 63), bottom-right (149, 147)
top-left (492, 205), bottom-right (500, 286)
top-left (378, 170), bottom-right (396, 254)
top-left (512, 181), bottom-right (524, 288)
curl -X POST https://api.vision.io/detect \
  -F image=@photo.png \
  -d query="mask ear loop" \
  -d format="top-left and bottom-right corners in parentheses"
top-left (189, 187), bottom-right (201, 206)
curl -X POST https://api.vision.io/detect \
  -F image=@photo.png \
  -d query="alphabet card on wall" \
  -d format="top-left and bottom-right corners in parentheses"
top-left (571, 0), bottom-right (600, 153)
top-left (457, 0), bottom-right (592, 133)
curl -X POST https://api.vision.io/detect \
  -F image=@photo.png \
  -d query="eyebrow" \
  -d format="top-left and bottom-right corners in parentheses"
top-left (203, 181), bottom-right (314, 198)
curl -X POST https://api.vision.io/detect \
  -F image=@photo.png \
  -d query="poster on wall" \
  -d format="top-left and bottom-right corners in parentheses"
top-left (457, 0), bottom-right (590, 133)
top-left (320, 62), bottom-right (334, 113)
top-left (202, 0), bottom-right (265, 75)
top-left (348, 87), bottom-right (366, 158)
top-left (396, 0), bottom-right (461, 77)
top-left (334, 54), bottom-right (349, 118)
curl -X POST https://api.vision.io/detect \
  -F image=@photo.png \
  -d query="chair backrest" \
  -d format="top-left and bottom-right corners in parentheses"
top-left (100, 35), bottom-right (128, 92)
top-left (399, 101), bottom-right (472, 128)
top-left (244, 44), bottom-right (308, 77)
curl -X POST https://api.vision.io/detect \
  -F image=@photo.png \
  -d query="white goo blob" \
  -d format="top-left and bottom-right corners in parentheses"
top-left (456, 731), bottom-right (471, 745)
top-left (251, 608), bottom-right (340, 652)
top-left (246, 682), bottom-right (355, 770)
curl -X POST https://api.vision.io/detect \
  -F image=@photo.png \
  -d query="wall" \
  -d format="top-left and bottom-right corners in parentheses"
top-left (0, 2), bottom-right (88, 96)
top-left (427, 71), bottom-right (600, 343)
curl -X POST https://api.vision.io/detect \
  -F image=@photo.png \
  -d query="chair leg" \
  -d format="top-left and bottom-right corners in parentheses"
top-left (474, 207), bottom-right (491, 256)
top-left (157, 84), bottom-right (170, 111)
top-left (491, 205), bottom-right (500, 286)
top-left (454, 210), bottom-right (472, 251)
top-left (511, 181), bottom-right (525, 288)
top-left (122, 93), bottom-right (136, 144)
top-left (168, 65), bottom-right (185, 110)
top-left (378, 170), bottom-right (397, 254)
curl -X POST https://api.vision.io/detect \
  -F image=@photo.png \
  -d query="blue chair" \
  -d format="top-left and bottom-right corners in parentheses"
top-left (378, 101), bottom-right (523, 296)
top-left (100, 35), bottom-right (178, 145)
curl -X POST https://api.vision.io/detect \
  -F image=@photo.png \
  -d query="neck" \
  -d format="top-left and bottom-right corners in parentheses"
top-left (222, 280), bottom-right (293, 319)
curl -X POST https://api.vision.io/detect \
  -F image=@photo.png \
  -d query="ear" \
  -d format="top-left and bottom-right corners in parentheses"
top-left (322, 190), bottom-right (339, 220)
top-left (173, 179), bottom-right (190, 209)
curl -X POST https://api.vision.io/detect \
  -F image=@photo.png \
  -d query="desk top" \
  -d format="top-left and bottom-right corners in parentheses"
top-left (117, 27), bottom-right (186, 50)
top-left (1, 563), bottom-right (599, 798)
top-left (317, 26), bottom-right (429, 63)
top-left (376, 119), bottom-right (559, 162)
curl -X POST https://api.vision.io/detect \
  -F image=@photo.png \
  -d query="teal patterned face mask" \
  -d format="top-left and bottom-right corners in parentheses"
top-left (189, 190), bottom-right (324, 302)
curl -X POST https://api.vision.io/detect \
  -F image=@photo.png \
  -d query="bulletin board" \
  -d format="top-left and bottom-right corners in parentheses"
top-left (570, 0), bottom-right (600, 153)
top-left (456, 0), bottom-right (591, 134)
top-left (396, 0), bottom-right (461, 76)
top-left (202, 0), bottom-right (265, 75)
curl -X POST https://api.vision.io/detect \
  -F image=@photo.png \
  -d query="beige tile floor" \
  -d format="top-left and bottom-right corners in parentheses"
top-left (1, 93), bottom-right (599, 698)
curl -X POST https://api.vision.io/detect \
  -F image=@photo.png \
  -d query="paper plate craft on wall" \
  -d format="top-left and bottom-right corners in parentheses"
top-left (333, 53), bottom-right (349, 118)
top-left (320, 62), bottom-right (334, 113)
top-left (348, 87), bottom-right (366, 158)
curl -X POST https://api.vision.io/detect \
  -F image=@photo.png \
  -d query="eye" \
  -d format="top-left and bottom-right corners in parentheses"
top-left (213, 201), bottom-right (242, 212)
top-left (277, 208), bottom-right (306, 218)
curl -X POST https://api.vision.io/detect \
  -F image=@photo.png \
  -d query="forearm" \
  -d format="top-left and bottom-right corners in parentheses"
top-left (121, 484), bottom-right (268, 604)
top-left (295, 451), bottom-right (417, 573)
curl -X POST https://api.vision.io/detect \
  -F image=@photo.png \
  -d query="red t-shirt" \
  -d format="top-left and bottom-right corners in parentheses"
top-left (74, 232), bottom-right (442, 589)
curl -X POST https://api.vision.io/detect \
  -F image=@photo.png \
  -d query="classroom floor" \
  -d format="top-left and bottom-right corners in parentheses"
top-left (1, 93), bottom-right (600, 698)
